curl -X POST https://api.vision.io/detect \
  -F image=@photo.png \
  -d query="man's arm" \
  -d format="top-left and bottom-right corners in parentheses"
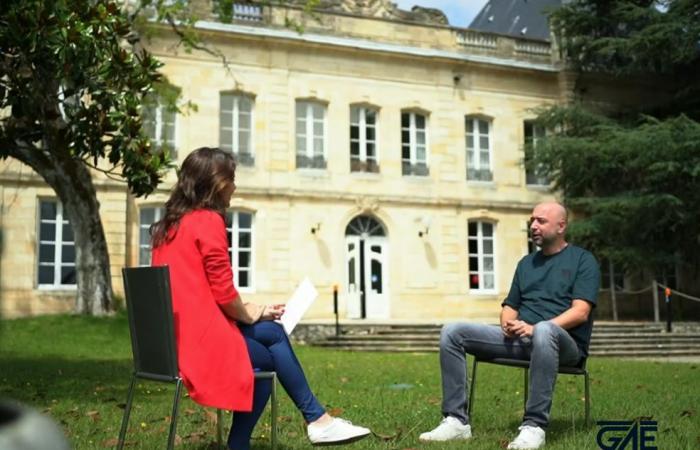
top-left (549, 299), bottom-right (592, 329)
top-left (507, 299), bottom-right (592, 337)
top-left (500, 305), bottom-right (519, 337)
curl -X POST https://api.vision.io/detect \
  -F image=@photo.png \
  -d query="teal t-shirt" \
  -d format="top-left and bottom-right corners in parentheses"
top-left (502, 245), bottom-right (600, 356)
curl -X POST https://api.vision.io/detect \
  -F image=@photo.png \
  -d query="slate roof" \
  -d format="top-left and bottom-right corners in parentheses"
top-left (469, 0), bottom-right (563, 41)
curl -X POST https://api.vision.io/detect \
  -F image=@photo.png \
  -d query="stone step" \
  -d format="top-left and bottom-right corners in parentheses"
top-left (310, 323), bottom-right (699, 358)
top-left (327, 333), bottom-right (700, 344)
top-left (591, 336), bottom-right (700, 344)
top-left (369, 327), bottom-right (667, 336)
top-left (319, 339), bottom-right (700, 349)
top-left (589, 342), bottom-right (700, 350)
top-left (315, 342), bottom-right (700, 356)
top-left (590, 348), bottom-right (700, 357)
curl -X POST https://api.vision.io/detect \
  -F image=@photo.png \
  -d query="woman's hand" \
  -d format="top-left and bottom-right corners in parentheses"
top-left (261, 304), bottom-right (285, 321)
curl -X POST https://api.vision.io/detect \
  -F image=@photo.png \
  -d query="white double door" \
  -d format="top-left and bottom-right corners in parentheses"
top-left (345, 235), bottom-right (389, 319)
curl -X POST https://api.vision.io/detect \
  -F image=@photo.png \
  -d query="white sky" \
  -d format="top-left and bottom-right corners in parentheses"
top-left (393, 0), bottom-right (490, 28)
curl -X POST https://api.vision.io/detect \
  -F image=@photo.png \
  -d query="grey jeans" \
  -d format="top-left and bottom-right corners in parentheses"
top-left (439, 321), bottom-right (581, 429)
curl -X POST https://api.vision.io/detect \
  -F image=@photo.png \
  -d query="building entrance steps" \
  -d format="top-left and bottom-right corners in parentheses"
top-left (301, 322), bottom-right (700, 357)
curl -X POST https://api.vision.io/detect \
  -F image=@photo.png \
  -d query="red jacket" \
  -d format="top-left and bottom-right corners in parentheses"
top-left (152, 209), bottom-right (253, 411)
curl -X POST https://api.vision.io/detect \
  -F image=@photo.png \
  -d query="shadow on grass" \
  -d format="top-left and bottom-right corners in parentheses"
top-left (1, 356), bottom-right (133, 404)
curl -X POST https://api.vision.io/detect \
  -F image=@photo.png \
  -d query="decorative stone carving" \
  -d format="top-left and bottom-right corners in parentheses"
top-left (354, 196), bottom-right (379, 213)
top-left (284, 0), bottom-right (448, 25)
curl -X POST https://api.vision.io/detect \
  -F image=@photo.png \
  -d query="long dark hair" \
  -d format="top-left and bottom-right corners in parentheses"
top-left (151, 147), bottom-right (236, 247)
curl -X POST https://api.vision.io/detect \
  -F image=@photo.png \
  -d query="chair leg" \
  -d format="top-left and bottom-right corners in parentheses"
top-left (216, 409), bottom-right (224, 448)
top-left (523, 368), bottom-right (529, 411)
top-left (584, 370), bottom-right (591, 427)
top-left (467, 357), bottom-right (478, 417)
top-left (117, 375), bottom-right (137, 450)
top-left (271, 373), bottom-right (278, 450)
top-left (167, 378), bottom-right (184, 450)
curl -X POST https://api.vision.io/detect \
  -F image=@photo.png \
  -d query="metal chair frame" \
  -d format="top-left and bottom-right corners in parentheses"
top-left (118, 266), bottom-right (277, 450)
top-left (468, 356), bottom-right (590, 426)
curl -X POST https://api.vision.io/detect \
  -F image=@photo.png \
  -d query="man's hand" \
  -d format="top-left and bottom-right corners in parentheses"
top-left (501, 321), bottom-right (515, 337)
top-left (500, 305), bottom-right (519, 337)
top-left (503, 320), bottom-right (534, 337)
top-left (261, 304), bottom-right (285, 321)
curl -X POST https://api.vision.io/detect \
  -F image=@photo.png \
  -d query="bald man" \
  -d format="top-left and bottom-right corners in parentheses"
top-left (420, 202), bottom-right (600, 450)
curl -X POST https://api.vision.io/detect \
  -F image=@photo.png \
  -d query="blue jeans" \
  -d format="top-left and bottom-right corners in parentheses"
top-left (439, 321), bottom-right (581, 429)
top-left (227, 321), bottom-right (326, 450)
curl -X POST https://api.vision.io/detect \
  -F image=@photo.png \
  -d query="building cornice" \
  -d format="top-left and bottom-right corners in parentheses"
top-left (0, 171), bottom-right (540, 212)
top-left (194, 20), bottom-right (560, 73)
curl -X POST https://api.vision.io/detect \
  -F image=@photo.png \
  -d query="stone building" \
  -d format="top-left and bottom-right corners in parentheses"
top-left (0, 0), bottom-right (646, 320)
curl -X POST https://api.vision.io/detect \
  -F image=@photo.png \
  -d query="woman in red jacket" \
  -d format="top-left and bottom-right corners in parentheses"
top-left (151, 147), bottom-right (370, 450)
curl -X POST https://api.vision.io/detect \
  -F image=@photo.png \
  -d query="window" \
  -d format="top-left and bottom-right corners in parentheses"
top-left (401, 112), bottom-right (429, 176)
top-left (138, 207), bottom-right (164, 266)
top-left (524, 121), bottom-right (548, 185)
top-left (465, 116), bottom-right (492, 181)
top-left (468, 221), bottom-right (495, 291)
top-left (37, 200), bottom-right (76, 287)
top-left (350, 106), bottom-right (379, 173)
top-left (232, 3), bottom-right (263, 21)
top-left (143, 99), bottom-right (177, 159)
top-left (220, 93), bottom-right (254, 166)
top-left (226, 211), bottom-right (254, 290)
top-left (296, 101), bottom-right (326, 169)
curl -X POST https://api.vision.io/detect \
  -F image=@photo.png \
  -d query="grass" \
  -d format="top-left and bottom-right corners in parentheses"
top-left (1, 314), bottom-right (699, 449)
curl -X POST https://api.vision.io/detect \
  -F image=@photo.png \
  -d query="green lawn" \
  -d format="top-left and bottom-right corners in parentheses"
top-left (0, 314), bottom-right (698, 449)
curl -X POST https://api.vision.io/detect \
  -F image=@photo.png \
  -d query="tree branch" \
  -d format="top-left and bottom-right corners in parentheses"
top-left (164, 14), bottom-right (234, 77)
top-left (79, 156), bottom-right (128, 183)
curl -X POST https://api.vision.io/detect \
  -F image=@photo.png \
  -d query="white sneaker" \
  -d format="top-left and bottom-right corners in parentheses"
top-left (507, 425), bottom-right (546, 449)
top-left (419, 416), bottom-right (472, 442)
top-left (307, 417), bottom-right (371, 445)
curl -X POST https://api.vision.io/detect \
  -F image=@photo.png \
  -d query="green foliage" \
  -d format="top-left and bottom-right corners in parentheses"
top-left (2, 315), bottom-right (699, 449)
top-left (0, 0), bottom-right (172, 196)
top-left (550, 0), bottom-right (700, 76)
top-left (532, 106), bottom-right (700, 271)
top-left (533, 1), bottom-right (700, 276)
top-left (549, 0), bottom-right (700, 118)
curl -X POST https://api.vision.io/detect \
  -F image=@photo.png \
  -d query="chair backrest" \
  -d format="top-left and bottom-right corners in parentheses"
top-left (122, 266), bottom-right (179, 381)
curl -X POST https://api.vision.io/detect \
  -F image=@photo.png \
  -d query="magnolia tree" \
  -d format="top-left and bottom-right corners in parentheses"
top-left (0, 0), bottom-right (312, 315)
top-left (0, 0), bottom-right (171, 314)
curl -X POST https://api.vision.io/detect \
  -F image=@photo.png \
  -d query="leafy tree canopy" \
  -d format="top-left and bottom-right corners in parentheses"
top-left (532, 0), bottom-right (700, 276)
top-left (0, 0), bottom-right (171, 195)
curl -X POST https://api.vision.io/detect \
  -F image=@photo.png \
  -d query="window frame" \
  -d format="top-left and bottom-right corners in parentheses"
top-left (401, 111), bottom-right (430, 176)
top-left (226, 210), bottom-right (255, 293)
top-left (220, 92), bottom-right (255, 166)
top-left (138, 206), bottom-right (165, 267)
top-left (295, 100), bottom-right (327, 169)
top-left (143, 99), bottom-right (178, 158)
top-left (350, 105), bottom-right (380, 173)
top-left (36, 199), bottom-right (77, 290)
top-left (465, 116), bottom-right (493, 182)
top-left (524, 120), bottom-right (548, 186)
top-left (467, 220), bottom-right (497, 294)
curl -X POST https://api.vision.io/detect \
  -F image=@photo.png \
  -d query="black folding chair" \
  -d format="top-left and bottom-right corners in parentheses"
top-left (468, 356), bottom-right (591, 426)
top-left (118, 266), bottom-right (278, 450)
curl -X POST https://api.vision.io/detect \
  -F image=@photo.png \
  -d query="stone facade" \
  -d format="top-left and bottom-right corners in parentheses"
top-left (0, 1), bottom-right (654, 320)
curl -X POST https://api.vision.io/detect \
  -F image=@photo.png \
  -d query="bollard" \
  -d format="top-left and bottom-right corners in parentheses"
top-left (333, 284), bottom-right (339, 337)
top-left (665, 287), bottom-right (672, 332)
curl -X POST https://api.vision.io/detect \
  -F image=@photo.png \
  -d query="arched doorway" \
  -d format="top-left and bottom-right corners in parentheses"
top-left (345, 215), bottom-right (389, 319)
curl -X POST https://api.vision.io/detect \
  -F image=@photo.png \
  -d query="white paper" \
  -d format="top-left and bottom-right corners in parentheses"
top-left (278, 277), bottom-right (318, 335)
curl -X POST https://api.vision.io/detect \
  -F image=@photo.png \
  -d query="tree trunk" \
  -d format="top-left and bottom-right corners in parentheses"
top-left (9, 144), bottom-right (113, 315)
